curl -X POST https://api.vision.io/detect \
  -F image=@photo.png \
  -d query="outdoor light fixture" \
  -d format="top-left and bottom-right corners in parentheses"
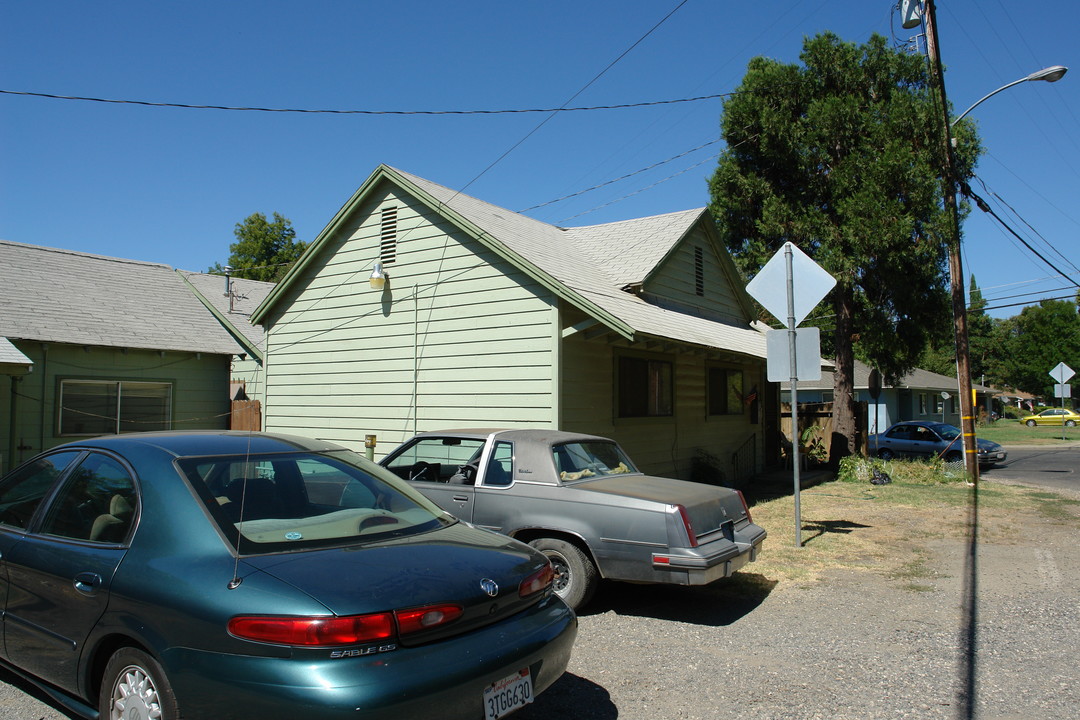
top-left (953, 65), bottom-right (1069, 125)
top-left (369, 261), bottom-right (387, 290)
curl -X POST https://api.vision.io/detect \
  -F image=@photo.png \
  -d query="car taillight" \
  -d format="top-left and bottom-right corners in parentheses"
top-left (229, 603), bottom-right (463, 646)
top-left (737, 490), bottom-right (752, 523)
top-left (228, 613), bottom-right (394, 646)
top-left (519, 561), bottom-right (554, 598)
top-left (395, 604), bottom-right (463, 635)
top-left (676, 504), bottom-right (698, 548)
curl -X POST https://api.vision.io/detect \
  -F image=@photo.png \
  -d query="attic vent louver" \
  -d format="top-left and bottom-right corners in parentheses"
top-left (694, 247), bottom-right (704, 296)
top-left (380, 206), bottom-right (398, 265)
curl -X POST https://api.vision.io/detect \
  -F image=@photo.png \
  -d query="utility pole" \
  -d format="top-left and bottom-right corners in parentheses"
top-left (922, 0), bottom-right (980, 482)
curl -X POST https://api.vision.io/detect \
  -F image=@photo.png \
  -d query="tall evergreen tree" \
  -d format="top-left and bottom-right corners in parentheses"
top-left (999, 300), bottom-right (1080, 399)
top-left (709, 32), bottom-right (980, 460)
top-left (209, 212), bottom-right (307, 282)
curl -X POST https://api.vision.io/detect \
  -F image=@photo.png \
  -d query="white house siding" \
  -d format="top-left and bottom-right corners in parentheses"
top-left (560, 330), bottom-right (764, 482)
top-left (644, 226), bottom-right (746, 323)
top-left (262, 185), bottom-right (559, 456)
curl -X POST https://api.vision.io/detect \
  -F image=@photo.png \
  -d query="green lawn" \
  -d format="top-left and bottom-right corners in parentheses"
top-left (977, 419), bottom-right (1080, 445)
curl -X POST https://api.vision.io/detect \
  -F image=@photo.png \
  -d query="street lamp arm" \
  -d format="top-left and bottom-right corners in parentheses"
top-left (952, 66), bottom-right (1068, 126)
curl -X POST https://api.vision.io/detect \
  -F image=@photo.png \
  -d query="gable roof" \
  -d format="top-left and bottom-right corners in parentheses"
top-left (178, 271), bottom-right (273, 361)
top-left (0, 336), bottom-right (32, 374)
top-left (562, 208), bottom-right (706, 287)
top-left (255, 165), bottom-right (766, 360)
top-left (0, 240), bottom-right (246, 356)
top-left (786, 359), bottom-right (995, 393)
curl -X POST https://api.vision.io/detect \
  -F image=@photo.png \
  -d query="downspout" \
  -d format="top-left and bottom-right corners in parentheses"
top-left (413, 295), bottom-right (419, 437)
top-left (551, 300), bottom-right (562, 429)
top-left (39, 343), bottom-right (48, 454)
top-left (7, 376), bottom-right (18, 473)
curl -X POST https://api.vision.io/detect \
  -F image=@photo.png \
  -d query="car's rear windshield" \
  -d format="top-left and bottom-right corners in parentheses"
top-left (552, 441), bottom-right (638, 482)
top-left (177, 449), bottom-right (453, 553)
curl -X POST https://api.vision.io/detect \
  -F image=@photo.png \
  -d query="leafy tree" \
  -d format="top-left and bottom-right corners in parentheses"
top-left (208, 212), bottom-right (307, 282)
top-left (998, 300), bottom-right (1080, 398)
top-left (709, 32), bottom-right (980, 460)
top-left (920, 275), bottom-right (1001, 384)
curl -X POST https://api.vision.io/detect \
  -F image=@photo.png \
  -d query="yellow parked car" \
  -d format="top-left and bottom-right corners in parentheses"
top-left (1021, 408), bottom-right (1080, 427)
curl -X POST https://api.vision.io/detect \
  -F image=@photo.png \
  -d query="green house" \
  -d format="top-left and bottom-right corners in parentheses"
top-left (252, 166), bottom-right (775, 484)
top-left (0, 241), bottom-right (249, 472)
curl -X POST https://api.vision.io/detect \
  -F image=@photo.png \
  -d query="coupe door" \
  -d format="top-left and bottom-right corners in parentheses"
top-left (2, 451), bottom-right (135, 688)
top-left (384, 436), bottom-right (486, 523)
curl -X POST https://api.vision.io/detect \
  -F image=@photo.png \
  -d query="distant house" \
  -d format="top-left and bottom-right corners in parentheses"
top-left (0, 241), bottom-right (248, 472)
top-left (783, 359), bottom-right (997, 434)
top-left (251, 165), bottom-right (773, 483)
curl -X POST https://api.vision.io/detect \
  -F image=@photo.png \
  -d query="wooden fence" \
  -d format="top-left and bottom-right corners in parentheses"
top-left (230, 400), bottom-right (262, 431)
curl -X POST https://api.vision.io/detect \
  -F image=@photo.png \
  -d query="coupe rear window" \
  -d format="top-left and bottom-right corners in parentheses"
top-left (552, 441), bottom-right (637, 482)
top-left (178, 450), bottom-right (453, 553)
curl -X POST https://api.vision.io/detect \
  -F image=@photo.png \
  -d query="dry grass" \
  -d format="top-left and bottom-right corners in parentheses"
top-left (743, 460), bottom-right (1080, 592)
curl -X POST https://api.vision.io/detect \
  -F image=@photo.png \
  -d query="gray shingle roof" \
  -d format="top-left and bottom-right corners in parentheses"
top-left (0, 240), bottom-right (246, 355)
top-left (389, 168), bottom-right (767, 360)
top-left (0, 337), bottom-right (32, 366)
top-left (178, 271), bottom-right (272, 357)
top-left (785, 359), bottom-right (994, 393)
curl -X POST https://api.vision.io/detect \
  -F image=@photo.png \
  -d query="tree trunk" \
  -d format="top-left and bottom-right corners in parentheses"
top-left (831, 287), bottom-right (857, 466)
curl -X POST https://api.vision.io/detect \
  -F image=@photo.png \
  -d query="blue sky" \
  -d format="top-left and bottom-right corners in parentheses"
top-left (2, 1), bottom-right (1076, 319)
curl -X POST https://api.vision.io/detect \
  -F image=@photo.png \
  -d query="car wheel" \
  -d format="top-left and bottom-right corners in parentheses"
top-left (529, 538), bottom-right (597, 611)
top-left (99, 647), bottom-right (179, 720)
top-left (1067, 420), bottom-right (1077, 428)
top-left (877, 448), bottom-right (895, 460)
top-left (1026, 420), bottom-right (1037, 427)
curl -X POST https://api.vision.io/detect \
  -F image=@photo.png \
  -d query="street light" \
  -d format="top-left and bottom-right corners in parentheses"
top-left (953, 65), bottom-right (1068, 125)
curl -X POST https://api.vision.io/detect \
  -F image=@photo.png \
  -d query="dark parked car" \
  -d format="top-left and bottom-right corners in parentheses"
top-left (0, 431), bottom-right (575, 720)
top-left (868, 420), bottom-right (1007, 467)
top-left (380, 429), bottom-right (766, 610)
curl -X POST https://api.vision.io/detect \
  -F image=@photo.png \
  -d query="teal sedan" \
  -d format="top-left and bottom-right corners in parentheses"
top-left (0, 431), bottom-right (575, 720)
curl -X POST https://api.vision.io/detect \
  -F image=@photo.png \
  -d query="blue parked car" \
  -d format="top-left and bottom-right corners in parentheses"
top-left (0, 431), bottom-right (575, 720)
top-left (868, 420), bottom-right (1007, 467)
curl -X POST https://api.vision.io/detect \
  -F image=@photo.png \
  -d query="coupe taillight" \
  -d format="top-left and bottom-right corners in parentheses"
top-left (519, 561), bottom-right (554, 598)
top-left (736, 490), bottom-right (752, 523)
top-left (676, 504), bottom-right (698, 547)
top-left (229, 603), bottom-right (463, 646)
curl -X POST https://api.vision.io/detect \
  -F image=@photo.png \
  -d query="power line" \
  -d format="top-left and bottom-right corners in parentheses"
top-left (962, 182), bottom-right (1080, 289)
top-left (0, 88), bottom-right (732, 116)
top-left (519, 138), bottom-right (722, 212)
top-left (981, 294), bottom-right (1076, 312)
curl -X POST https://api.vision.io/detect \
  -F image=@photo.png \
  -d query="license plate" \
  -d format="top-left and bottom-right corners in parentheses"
top-left (483, 668), bottom-right (533, 720)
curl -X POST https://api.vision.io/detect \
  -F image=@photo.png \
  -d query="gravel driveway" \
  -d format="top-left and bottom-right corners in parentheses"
top-left (3, 480), bottom-right (1077, 720)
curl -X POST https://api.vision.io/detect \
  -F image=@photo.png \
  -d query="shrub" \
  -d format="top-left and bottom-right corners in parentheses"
top-left (839, 455), bottom-right (968, 485)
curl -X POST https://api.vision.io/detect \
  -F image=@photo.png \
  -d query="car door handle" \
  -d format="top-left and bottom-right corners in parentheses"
top-left (451, 494), bottom-right (470, 502)
top-left (73, 572), bottom-right (103, 596)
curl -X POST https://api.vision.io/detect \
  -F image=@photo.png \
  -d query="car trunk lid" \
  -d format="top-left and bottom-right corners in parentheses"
top-left (239, 522), bottom-right (552, 646)
top-left (573, 474), bottom-right (746, 543)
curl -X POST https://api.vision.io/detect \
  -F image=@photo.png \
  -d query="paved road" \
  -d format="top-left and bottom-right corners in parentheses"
top-left (982, 444), bottom-right (1079, 493)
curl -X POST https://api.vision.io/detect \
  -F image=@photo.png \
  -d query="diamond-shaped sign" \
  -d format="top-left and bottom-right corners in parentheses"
top-left (1049, 362), bottom-right (1075, 383)
top-left (745, 242), bottom-right (836, 327)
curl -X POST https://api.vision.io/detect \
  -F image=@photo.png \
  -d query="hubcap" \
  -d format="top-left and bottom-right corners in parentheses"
top-left (547, 553), bottom-right (570, 594)
top-left (110, 665), bottom-right (162, 720)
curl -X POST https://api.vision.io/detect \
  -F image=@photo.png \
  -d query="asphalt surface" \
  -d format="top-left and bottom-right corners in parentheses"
top-left (3, 447), bottom-right (1078, 720)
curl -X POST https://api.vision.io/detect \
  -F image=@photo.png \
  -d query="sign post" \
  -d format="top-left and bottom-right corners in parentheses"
top-left (1050, 363), bottom-right (1075, 440)
top-left (747, 242), bottom-right (835, 547)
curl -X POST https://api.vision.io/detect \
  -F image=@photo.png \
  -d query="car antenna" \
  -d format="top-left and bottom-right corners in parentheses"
top-left (228, 432), bottom-right (257, 590)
